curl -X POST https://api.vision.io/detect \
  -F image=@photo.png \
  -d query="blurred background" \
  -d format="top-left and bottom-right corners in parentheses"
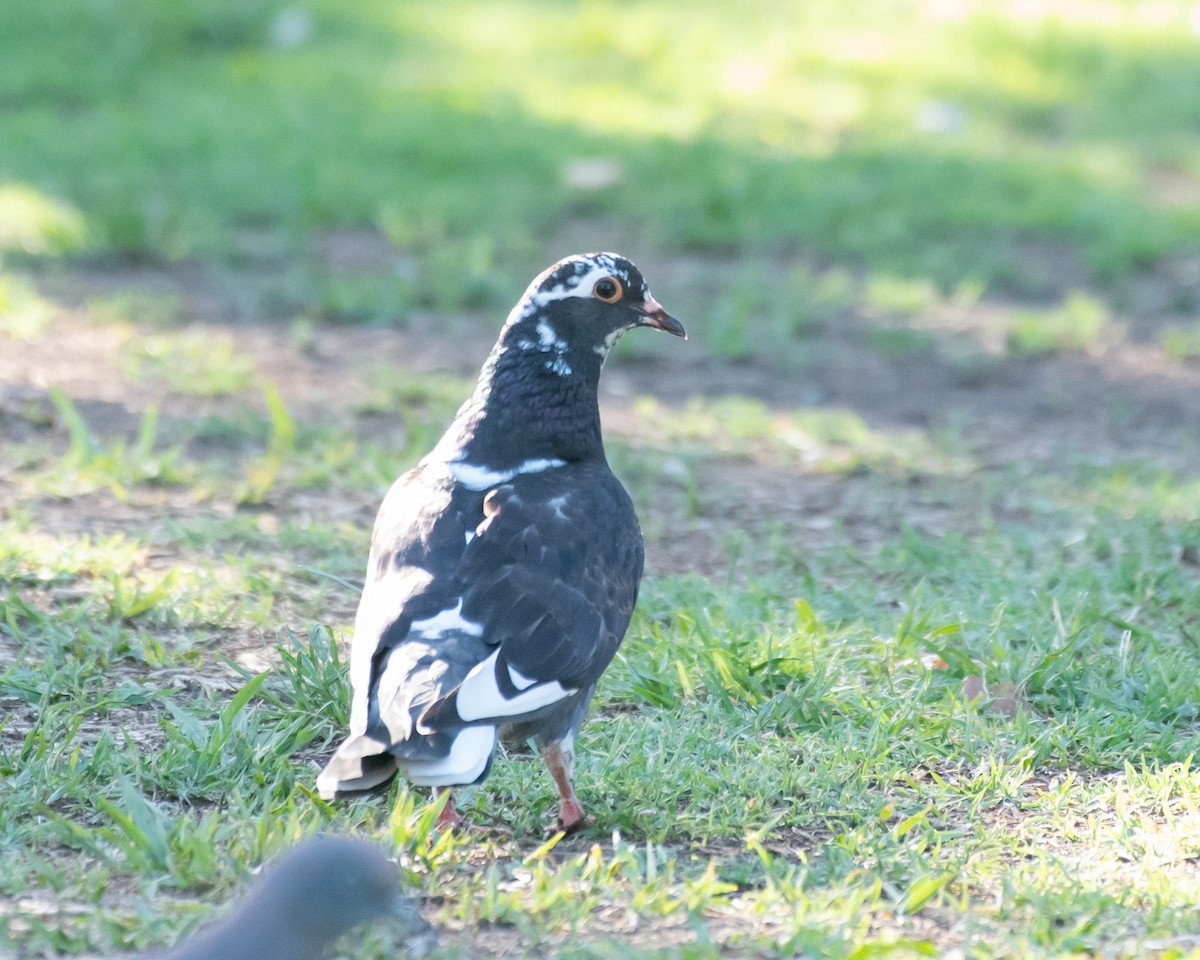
top-left (1, 0), bottom-right (1199, 534)
top-left (3, 0), bottom-right (1200, 547)
top-left (3, 0), bottom-right (1199, 326)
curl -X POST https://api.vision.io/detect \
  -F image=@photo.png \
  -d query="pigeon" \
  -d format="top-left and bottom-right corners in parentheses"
top-left (149, 836), bottom-right (411, 960)
top-left (316, 252), bottom-right (686, 834)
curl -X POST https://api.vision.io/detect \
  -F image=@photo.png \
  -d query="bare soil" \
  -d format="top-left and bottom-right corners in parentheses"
top-left (4, 243), bottom-right (1198, 574)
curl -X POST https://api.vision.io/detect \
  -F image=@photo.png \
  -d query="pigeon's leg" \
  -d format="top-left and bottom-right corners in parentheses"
top-left (434, 788), bottom-right (462, 831)
top-left (432, 788), bottom-right (517, 837)
top-left (540, 738), bottom-right (594, 835)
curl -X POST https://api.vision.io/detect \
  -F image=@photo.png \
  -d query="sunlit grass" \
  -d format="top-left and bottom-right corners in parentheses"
top-left (0, 182), bottom-right (86, 256)
top-left (88, 291), bottom-right (183, 329)
top-left (5, 3), bottom-right (1200, 955)
top-left (122, 329), bottom-right (257, 397)
top-left (0, 272), bottom-right (56, 339)
top-left (628, 395), bottom-right (973, 476)
top-left (1004, 290), bottom-right (1122, 355)
top-left (0, 1), bottom-right (1196, 286)
top-left (1160, 322), bottom-right (1200, 362)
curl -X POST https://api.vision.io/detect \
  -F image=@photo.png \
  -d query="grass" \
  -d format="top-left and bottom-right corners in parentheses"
top-left (5, 1), bottom-right (1200, 957)
top-left (1160, 323), bottom-right (1200, 363)
top-left (0, 274), bottom-right (56, 340)
top-left (122, 329), bottom-right (257, 397)
top-left (1004, 290), bottom-right (1122, 355)
top-left (2, 0), bottom-right (1199, 295)
top-left (4, 356), bottom-right (1200, 957)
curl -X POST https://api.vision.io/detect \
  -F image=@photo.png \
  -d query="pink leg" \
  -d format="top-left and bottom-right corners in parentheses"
top-left (434, 788), bottom-right (462, 831)
top-left (432, 787), bottom-right (517, 837)
top-left (541, 740), bottom-right (593, 835)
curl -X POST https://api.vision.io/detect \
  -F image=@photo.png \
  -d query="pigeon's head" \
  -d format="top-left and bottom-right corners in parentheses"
top-left (256, 836), bottom-right (408, 941)
top-left (504, 253), bottom-right (686, 375)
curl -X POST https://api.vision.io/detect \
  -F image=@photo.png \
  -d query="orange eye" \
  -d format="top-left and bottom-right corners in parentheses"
top-left (593, 276), bottom-right (623, 303)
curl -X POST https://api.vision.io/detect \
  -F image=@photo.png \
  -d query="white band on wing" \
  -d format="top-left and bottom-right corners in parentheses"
top-left (454, 649), bottom-right (575, 721)
top-left (448, 457), bottom-right (566, 491)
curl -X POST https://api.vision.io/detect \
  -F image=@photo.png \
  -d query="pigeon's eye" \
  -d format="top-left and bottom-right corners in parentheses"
top-left (593, 277), bottom-right (622, 303)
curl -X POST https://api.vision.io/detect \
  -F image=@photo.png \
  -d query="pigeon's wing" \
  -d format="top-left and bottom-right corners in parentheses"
top-left (418, 465), bottom-right (644, 732)
top-left (318, 464), bottom-right (487, 795)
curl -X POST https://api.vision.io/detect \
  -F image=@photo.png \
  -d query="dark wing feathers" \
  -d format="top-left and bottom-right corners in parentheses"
top-left (318, 465), bottom-right (484, 793)
top-left (323, 459), bottom-right (642, 790)
top-left (418, 467), bottom-right (640, 730)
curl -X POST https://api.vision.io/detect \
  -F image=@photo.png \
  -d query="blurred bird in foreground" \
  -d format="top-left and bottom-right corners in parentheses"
top-left (148, 837), bottom-right (416, 960)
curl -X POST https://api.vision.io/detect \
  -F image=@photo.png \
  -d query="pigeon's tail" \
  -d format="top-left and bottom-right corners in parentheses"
top-left (316, 743), bottom-right (399, 799)
top-left (399, 724), bottom-right (497, 786)
top-left (318, 725), bottom-right (498, 795)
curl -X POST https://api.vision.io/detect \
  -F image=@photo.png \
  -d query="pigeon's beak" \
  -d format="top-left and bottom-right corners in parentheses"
top-left (634, 296), bottom-right (687, 339)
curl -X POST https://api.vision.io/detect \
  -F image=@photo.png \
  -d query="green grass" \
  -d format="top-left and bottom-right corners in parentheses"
top-left (1004, 290), bottom-right (1122, 355)
top-left (4, 367), bottom-right (1200, 957)
top-left (0, 273), bottom-right (56, 339)
top-left (5, 2), bottom-right (1200, 957)
top-left (122, 329), bottom-right (257, 397)
top-left (1160, 322), bottom-right (1200, 363)
top-left (2, 0), bottom-right (1199, 293)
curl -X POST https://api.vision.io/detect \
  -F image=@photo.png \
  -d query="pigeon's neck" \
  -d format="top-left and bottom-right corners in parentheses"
top-left (435, 332), bottom-right (606, 471)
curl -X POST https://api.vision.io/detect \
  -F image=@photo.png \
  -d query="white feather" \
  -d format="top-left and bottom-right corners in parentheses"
top-left (594, 326), bottom-right (627, 357)
top-left (409, 598), bottom-right (482, 639)
top-left (536, 318), bottom-right (565, 350)
top-left (448, 457), bottom-right (565, 491)
top-left (508, 663), bottom-right (538, 690)
top-left (454, 649), bottom-right (574, 721)
top-left (402, 725), bottom-right (497, 786)
top-left (531, 261), bottom-right (621, 306)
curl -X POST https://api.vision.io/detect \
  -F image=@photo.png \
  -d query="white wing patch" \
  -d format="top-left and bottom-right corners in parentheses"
top-left (410, 598), bottom-right (482, 639)
top-left (402, 725), bottom-right (497, 786)
top-left (448, 457), bottom-right (566, 491)
top-left (508, 663), bottom-right (538, 690)
top-left (454, 649), bottom-right (575, 722)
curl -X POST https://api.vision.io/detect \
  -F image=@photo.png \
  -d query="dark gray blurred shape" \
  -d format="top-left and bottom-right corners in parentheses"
top-left (150, 836), bottom-right (415, 960)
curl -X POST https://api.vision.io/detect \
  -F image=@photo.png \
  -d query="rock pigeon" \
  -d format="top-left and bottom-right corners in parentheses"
top-left (316, 252), bottom-right (685, 834)
top-left (150, 836), bottom-right (409, 960)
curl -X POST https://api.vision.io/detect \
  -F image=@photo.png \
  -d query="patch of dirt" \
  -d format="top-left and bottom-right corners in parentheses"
top-left (9, 241), bottom-right (1200, 476)
top-left (4, 244), bottom-right (1200, 591)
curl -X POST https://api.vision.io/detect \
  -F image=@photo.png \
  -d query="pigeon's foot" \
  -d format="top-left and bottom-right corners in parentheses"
top-left (546, 797), bottom-right (594, 837)
top-left (434, 789), bottom-right (462, 832)
top-left (541, 739), bottom-right (594, 836)
top-left (433, 792), bottom-right (515, 837)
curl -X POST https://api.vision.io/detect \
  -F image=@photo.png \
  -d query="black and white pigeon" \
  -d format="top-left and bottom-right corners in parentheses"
top-left (149, 837), bottom-right (412, 960)
top-left (316, 252), bottom-right (685, 834)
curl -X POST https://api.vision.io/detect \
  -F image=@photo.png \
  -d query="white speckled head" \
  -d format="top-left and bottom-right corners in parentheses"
top-left (501, 252), bottom-right (685, 376)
